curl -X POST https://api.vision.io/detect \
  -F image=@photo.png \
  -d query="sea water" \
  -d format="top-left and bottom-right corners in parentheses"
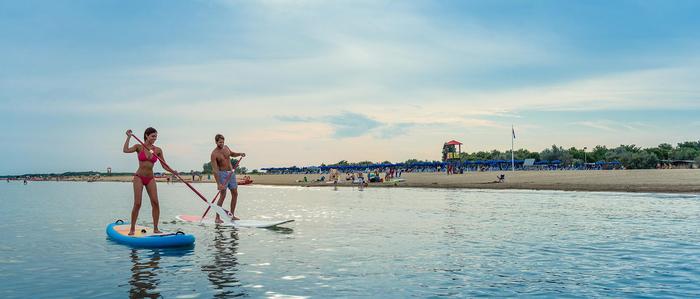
top-left (1, 182), bottom-right (699, 298)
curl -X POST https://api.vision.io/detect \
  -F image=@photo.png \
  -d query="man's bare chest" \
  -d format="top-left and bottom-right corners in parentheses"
top-left (214, 151), bottom-right (230, 163)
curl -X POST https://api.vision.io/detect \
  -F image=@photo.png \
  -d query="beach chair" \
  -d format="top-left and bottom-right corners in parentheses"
top-left (497, 174), bottom-right (505, 183)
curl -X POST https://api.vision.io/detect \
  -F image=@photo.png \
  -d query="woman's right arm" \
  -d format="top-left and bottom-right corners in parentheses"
top-left (123, 129), bottom-right (138, 153)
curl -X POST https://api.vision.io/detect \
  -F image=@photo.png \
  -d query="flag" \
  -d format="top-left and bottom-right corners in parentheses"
top-left (512, 127), bottom-right (516, 139)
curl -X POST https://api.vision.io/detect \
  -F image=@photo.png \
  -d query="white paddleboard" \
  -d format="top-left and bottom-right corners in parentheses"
top-left (176, 215), bottom-right (294, 228)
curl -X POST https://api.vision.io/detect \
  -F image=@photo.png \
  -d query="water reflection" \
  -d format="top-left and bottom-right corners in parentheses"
top-left (202, 226), bottom-right (246, 298)
top-left (128, 249), bottom-right (162, 299)
top-left (126, 248), bottom-right (192, 299)
top-left (443, 192), bottom-right (466, 239)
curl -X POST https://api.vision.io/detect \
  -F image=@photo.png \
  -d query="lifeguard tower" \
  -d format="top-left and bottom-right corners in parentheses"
top-left (442, 140), bottom-right (463, 161)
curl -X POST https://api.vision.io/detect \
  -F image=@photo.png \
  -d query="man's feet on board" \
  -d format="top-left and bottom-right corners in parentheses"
top-left (128, 229), bottom-right (135, 236)
top-left (215, 218), bottom-right (225, 224)
top-left (153, 229), bottom-right (162, 234)
top-left (232, 215), bottom-right (240, 220)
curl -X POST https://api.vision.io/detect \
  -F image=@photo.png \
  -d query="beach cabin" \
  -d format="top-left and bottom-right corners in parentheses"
top-left (442, 140), bottom-right (463, 161)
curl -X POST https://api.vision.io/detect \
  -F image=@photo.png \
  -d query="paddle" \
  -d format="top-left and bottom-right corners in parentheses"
top-left (129, 133), bottom-right (232, 220)
top-left (200, 156), bottom-right (245, 220)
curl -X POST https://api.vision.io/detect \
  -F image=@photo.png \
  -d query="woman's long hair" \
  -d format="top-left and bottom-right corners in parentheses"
top-left (144, 127), bottom-right (157, 140)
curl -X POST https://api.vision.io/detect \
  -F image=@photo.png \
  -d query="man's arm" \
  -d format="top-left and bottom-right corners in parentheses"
top-left (211, 152), bottom-right (223, 190)
top-left (227, 146), bottom-right (246, 158)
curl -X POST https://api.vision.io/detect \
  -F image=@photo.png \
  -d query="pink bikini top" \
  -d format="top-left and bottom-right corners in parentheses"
top-left (138, 147), bottom-right (158, 163)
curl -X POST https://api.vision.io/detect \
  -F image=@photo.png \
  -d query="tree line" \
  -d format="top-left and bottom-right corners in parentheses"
top-left (337, 141), bottom-right (700, 170)
top-left (195, 141), bottom-right (700, 174)
top-left (454, 143), bottom-right (692, 169)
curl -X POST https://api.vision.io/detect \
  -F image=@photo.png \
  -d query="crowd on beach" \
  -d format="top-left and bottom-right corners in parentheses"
top-left (262, 159), bottom-right (623, 176)
top-left (295, 167), bottom-right (404, 185)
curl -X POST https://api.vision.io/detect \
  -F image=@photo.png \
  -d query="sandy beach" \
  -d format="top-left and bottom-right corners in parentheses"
top-left (76, 169), bottom-right (700, 193)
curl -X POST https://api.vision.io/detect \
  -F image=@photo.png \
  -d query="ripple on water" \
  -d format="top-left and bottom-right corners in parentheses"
top-left (1, 183), bottom-right (700, 298)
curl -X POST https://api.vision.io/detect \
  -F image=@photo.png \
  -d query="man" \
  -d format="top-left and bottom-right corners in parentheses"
top-left (211, 134), bottom-right (246, 223)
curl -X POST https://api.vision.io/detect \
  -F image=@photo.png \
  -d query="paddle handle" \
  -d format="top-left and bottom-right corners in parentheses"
top-left (201, 156), bottom-right (244, 219)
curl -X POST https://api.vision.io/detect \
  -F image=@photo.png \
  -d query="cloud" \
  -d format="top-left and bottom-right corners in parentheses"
top-left (324, 112), bottom-right (382, 138)
top-left (570, 120), bottom-right (652, 132)
top-left (275, 115), bottom-right (314, 122)
top-left (374, 123), bottom-right (415, 139)
top-left (5, 1), bottom-right (700, 173)
top-left (276, 111), bottom-right (383, 138)
top-left (571, 121), bottom-right (617, 132)
top-left (275, 107), bottom-right (515, 142)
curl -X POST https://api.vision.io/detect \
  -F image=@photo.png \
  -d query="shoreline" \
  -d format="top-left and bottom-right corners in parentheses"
top-left (250, 169), bottom-right (700, 194)
top-left (18, 169), bottom-right (700, 194)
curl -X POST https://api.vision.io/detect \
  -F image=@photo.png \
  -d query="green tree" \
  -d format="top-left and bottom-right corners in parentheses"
top-left (676, 141), bottom-right (700, 150)
top-left (472, 151), bottom-right (492, 160)
top-left (670, 146), bottom-right (700, 160)
top-left (618, 144), bottom-right (641, 153)
top-left (202, 162), bottom-right (213, 174)
top-left (568, 147), bottom-right (584, 161)
top-left (656, 143), bottom-right (673, 160)
top-left (540, 145), bottom-right (573, 165)
top-left (489, 150), bottom-right (506, 160)
top-left (334, 160), bottom-right (349, 166)
top-left (589, 145), bottom-right (608, 162)
top-left (627, 151), bottom-right (659, 169)
top-left (442, 144), bottom-right (458, 161)
top-left (404, 159), bottom-right (421, 164)
top-left (514, 149), bottom-right (540, 160)
top-left (605, 146), bottom-right (632, 166)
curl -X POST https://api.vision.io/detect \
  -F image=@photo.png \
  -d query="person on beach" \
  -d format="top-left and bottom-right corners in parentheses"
top-left (210, 134), bottom-right (246, 223)
top-left (123, 128), bottom-right (176, 235)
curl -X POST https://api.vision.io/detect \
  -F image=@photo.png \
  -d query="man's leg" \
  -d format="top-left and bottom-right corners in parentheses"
top-left (215, 189), bottom-right (227, 223)
top-left (230, 188), bottom-right (240, 220)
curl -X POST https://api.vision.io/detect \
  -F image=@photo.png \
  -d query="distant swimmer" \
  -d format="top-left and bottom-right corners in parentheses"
top-left (123, 128), bottom-right (177, 235)
top-left (210, 134), bottom-right (246, 223)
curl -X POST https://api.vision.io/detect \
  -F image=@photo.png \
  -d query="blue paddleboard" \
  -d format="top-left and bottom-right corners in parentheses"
top-left (106, 220), bottom-right (195, 248)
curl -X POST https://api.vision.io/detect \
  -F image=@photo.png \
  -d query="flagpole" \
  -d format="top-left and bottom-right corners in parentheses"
top-left (511, 125), bottom-right (515, 172)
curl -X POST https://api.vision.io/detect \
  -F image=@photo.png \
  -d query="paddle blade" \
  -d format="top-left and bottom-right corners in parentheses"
top-left (208, 203), bottom-right (232, 222)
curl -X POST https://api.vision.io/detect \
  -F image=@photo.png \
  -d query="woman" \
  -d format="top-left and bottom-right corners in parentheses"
top-left (123, 128), bottom-right (176, 235)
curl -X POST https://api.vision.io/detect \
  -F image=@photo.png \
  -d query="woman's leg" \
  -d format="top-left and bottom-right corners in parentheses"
top-left (144, 179), bottom-right (161, 233)
top-left (130, 176), bottom-right (144, 235)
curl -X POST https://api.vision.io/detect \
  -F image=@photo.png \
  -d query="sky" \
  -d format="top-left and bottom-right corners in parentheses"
top-left (1, 0), bottom-right (699, 175)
